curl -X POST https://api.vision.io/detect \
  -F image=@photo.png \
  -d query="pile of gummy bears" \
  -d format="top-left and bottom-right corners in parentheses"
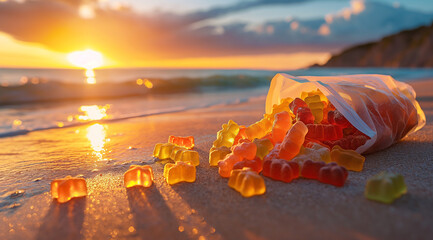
top-left (50, 89), bottom-right (407, 205)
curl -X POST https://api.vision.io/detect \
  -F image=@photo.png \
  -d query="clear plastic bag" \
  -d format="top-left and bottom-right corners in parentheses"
top-left (265, 73), bottom-right (426, 154)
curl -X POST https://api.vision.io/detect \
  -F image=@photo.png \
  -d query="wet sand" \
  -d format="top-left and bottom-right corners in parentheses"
top-left (1, 80), bottom-right (433, 240)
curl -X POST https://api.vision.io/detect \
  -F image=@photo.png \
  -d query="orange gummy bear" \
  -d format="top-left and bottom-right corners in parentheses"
top-left (168, 135), bottom-right (195, 149)
top-left (279, 121), bottom-right (308, 161)
top-left (51, 176), bottom-right (87, 203)
top-left (272, 111), bottom-right (292, 143)
top-left (124, 165), bottom-right (154, 188)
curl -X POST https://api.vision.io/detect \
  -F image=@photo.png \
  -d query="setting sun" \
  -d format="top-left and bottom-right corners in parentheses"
top-left (67, 49), bottom-right (103, 69)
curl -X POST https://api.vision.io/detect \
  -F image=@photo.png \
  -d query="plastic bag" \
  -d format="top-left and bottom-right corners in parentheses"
top-left (265, 73), bottom-right (426, 154)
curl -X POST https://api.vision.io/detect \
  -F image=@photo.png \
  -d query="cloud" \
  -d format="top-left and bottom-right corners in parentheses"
top-left (0, 0), bottom-right (431, 63)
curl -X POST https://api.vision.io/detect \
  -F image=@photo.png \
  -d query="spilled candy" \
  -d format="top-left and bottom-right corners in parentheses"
top-left (318, 162), bottom-right (348, 187)
top-left (232, 141), bottom-right (257, 160)
top-left (296, 107), bottom-right (314, 124)
top-left (213, 120), bottom-right (240, 148)
top-left (279, 121), bottom-right (308, 161)
top-left (330, 145), bottom-right (365, 171)
top-left (228, 168), bottom-right (266, 197)
top-left (233, 157), bottom-right (263, 174)
top-left (253, 138), bottom-right (274, 160)
top-left (209, 146), bottom-right (231, 167)
top-left (163, 161), bottom-right (196, 185)
top-left (124, 165), bottom-right (154, 188)
top-left (173, 149), bottom-right (200, 166)
top-left (306, 124), bottom-right (343, 141)
top-left (218, 153), bottom-right (242, 178)
top-left (365, 172), bottom-right (407, 204)
top-left (262, 158), bottom-right (299, 183)
top-left (272, 111), bottom-right (292, 143)
top-left (245, 118), bottom-right (272, 141)
top-left (51, 176), bottom-right (87, 203)
top-left (153, 143), bottom-right (175, 159)
top-left (300, 160), bottom-right (326, 180)
top-left (289, 98), bottom-right (308, 115)
top-left (168, 135), bottom-right (195, 149)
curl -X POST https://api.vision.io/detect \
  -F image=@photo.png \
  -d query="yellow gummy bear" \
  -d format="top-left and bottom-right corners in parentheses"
top-left (331, 145), bottom-right (365, 172)
top-left (209, 146), bottom-right (232, 167)
top-left (174, 149), bottom-right (200, 166)
top-left (228, 168), bottom-right (266, 197)
top-left (253, 138), bottom-right (274, 160)
top-left (245, 118), bottom-right (272, 141)
top-left (163, 161), bottom-right (196, 185)
top-left (291, 143), bottom-right (331, 165)
top-left (51, 176), bottom-right (87, 203)
top-left (212, 120), bottom-right (240, 148)
top-left (124, 165), bottom-right (154, 188)
top-left (305, 95), bottom-right (324, 123)
top-left (170, 146), bottom-right (187, 160)
top-left (264, 97), bottom-right (294, 122)
top-left (301, 89), bottom-right (328, 103)
top-left (153, 143), bottom-right (176, 159)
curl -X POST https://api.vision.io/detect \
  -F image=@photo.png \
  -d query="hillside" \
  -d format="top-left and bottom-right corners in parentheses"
top-left (318, 22), bottom-right (433, 68)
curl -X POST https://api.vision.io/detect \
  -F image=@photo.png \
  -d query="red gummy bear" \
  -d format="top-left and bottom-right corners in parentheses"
top-left (328, 110), bottom-right (351, 128)
top-left (322, 134), bottom-right (368, 150)
top-left (289, 98), bottom-right (308, 115)
top-left (301, 160), bottom-right (326, 180)
top-left (306, 124), bottom-right (343, 141)
top-left (296, 107), bottom-right (315, 124)
top-left (232, 141), bottom-right (257, 160)
top-left (233, 157), bottom-right (263, 173)
top-left (318, 162), bottom-right (348, 187)
top-left (262, 159), bottom-right (299, 183)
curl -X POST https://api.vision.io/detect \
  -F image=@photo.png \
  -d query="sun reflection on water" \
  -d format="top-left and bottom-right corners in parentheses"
top-left (86, 123), bottom-right (107, 160)
top-left (77, 105), bottom-right (110, 121)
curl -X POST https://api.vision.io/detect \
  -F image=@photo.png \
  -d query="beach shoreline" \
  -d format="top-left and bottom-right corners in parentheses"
top-left (0, 80), bottom-right (433, 239)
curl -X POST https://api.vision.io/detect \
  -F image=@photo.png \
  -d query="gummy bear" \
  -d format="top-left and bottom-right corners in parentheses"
top-left (318, 162), bottom-right (348, 187)
top-left (292, 142), bottom-right (331, 165)
top-left (163, 161), bottom-right (196, 185)
top-left (218, 153), bottom-right (243, 178)
top-left (296, 107), bottom-right (314, 124)
top-left (232, 141), bottom-right (257, 160)
top-left (279, 121), bottom-right (308, 161)
top-left (212, 120), bottom-right (240, 148)
top-left (153, 143), bottom-right (175, 159)
top-left (124, 165), bottom-right (154, 188)
top-left (170, 146), bottom-right (187, 160)
top-left (263, 143), bottom-right (280, 162)
top-left (289, 98), bottom-right (308, 115)
top-left (322, 134), bottom-right (368, 150)
top-left (330, 145), bottom-right (365, 171)
top-left (228, 168), bottom-right (266, 197)
top-left (168, 135), bottom-right (195, 149)
top-left (306, 124), bottom-right (343, 141)
top-left (174, 149), bottom-right (200, 166)
top-left (305, 95), bottom-right (325, 123)
top-left (209, 146), bottom-right (231, 167)
top-left (51, 176), bottom-right (87, 203)
top-left (272, 111), bottom-right (292, 143)
top-left (328, 110), bottom-right (351, 128)
top-left (364, 172), bottom-right (407, 204)
top-left (233, 157), bottom-right (263, 173)
top-left (245, 118), bottom-right (272, 141)
top-left (233, 126), bottom-right (247, 145)
top-left (301, 89), bottom-right (328, 103)
top-left (300, 160), bottom-right (326, 180)
top-left (262, 159), bottom-right (299, 183)
top-left (253, 138), bottom-right (274, 160)
top-left (264, 97), bottom-right (293, 122)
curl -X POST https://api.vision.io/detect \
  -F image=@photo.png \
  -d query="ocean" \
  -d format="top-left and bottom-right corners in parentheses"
top-left (1, 67), bottom-right (433, 138)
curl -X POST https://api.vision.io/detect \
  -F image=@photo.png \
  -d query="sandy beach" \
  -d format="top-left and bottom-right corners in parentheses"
top-left (0, 79), bottom-right (432, 240)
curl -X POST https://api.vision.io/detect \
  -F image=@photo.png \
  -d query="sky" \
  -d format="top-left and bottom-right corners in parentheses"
top-left (0, 0), bottom-right (432, 70)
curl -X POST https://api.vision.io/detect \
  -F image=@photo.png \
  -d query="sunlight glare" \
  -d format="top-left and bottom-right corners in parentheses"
top-left (77, 105), bottom-right (110, 121)
top-left (67, 49), bottom-right (103, 69)
top-left (86, 123), bottom-right (107, 160)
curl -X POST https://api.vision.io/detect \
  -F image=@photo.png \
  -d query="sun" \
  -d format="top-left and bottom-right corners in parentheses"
top-left (67, 49), bottom-right (103, 69)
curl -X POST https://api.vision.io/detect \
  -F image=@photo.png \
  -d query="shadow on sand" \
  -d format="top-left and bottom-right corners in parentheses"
top-left (126, 185), bottom-right (187, 240)
top-left (36, 197), bottom-right (86, 240)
